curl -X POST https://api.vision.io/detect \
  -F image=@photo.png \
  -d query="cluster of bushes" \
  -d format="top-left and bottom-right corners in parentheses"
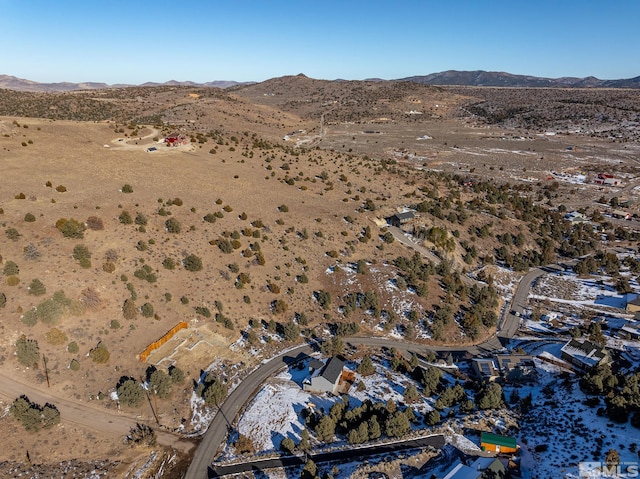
top-left (341, 291), bottom-right (380, 318)
top-left (215, 312), bottom-right (234, 329)
top-left (314, 290), bottom-right (331, 310)
top-left (393, 253), bottom-right (432, 297)
top-left (580, 363), bottom-right (640, 425)
top-left (117, 366), bottom-right (184, 408)
top-left (214, 238), bottom-right (237, 254)
top-left (21, 291), bottom-right (79, 327)
top-left (413, 225), bottom-right (456, 253)
top-left (303, 396), bottom-right (414, 446)
top-left (55, 218), bottom-right (85, 238)
top-left (72, 244), bottom-right (92, 268)
top-left (245, 315), bottom-right (308, 345)
top-left (459, 284), bottom-right (500, 340)
top-left (10, 395), bottom-right (60, 432)
top-left (390, 354), bottom-right (497, 415)
top-left (134, 264), bottom-right (157, 283)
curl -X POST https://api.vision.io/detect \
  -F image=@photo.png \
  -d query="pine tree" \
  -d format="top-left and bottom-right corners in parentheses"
top-left (314, 415), bottom-right (336, 443)
top-left (148, 369), bottom-right (172, 399)
top-left (280, 437), bottom-right (295, 454)
top-left (357, 356), bottom-right (375, 376)
top-left (368, 416), bottom-right (381, 440)
top-left (385, 410), bottom-right (410, 438)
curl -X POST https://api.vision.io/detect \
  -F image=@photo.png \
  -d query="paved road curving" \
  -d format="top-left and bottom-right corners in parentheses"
top-left (185, 345), bottom-right (317, 479)
top-left (185, 254), bottom-right (554, 479)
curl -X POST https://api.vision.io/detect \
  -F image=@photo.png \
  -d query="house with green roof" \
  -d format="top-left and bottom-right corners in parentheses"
top-left (480, 432), bottom-right (518, 454)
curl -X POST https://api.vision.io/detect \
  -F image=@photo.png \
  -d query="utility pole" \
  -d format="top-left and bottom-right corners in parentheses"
top-left (42, 355), bottom-right (50, 388)
top-left (141, 376), bottom-right (160, 426)
top-left (152, 392), bottom-right (159, 424)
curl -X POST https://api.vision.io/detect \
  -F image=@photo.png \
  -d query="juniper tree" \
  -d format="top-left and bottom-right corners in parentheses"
top-left (162, 257), bottom-right (176, 270)
top-left (314, 415), bottom-right (336, 443)
top-left (183, 254), bottom-right (203, 272)
top-left (28, 278), bottom-right (46, 296)
top-left (475, 382), bottom-right (504, 410)
top-left (357, 356), bottom-right (375, 376)
top-left (202, 376), bottom-right (228, 406)
top-left (165, 217), bottom-right (181, 233)
top-left (16, 335), bottom-right (40, 368)
top-left (148, 369), bottom-right (172, 399)
top-left (118, 378), bottom-right (144, 407)
top-left (385, 410), bottom-right (411, 438)
top-left (123, 298), bottom-right (137, 319)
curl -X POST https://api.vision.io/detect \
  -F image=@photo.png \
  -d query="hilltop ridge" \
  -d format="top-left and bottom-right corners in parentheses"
top-left (2, 70), bottom-right (639, 92)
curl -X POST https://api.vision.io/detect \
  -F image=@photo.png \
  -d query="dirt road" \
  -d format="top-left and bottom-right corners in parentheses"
top-left (0, 370), bottom-right (195, 454)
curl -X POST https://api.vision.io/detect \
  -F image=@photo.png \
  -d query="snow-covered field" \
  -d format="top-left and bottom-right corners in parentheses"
top-left (515, 363), bottom-right (640, 479)
top-left (225, 357), bottom-right (430, 457)
top-left (519, 267), bottom-right (640, 478)
top-left (531, 271), bottom-right (634, 311)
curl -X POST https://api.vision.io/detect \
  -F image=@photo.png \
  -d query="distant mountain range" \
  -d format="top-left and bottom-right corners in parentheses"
top-left (399, 70), bottom-right (640, 88)
top-left (0, 74), bottom-right (249, 92)
top-left (1, 70), bottom-right (639, 92)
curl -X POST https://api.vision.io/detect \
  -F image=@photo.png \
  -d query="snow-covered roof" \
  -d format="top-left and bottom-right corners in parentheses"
top-left (561, 338), bottom-right (608, 367)
top-left (442, 457), bottom-right (504, 479)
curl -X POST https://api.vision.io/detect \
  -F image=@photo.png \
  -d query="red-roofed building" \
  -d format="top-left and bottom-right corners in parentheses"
top-left (164, 133), bottom-right (188, 146)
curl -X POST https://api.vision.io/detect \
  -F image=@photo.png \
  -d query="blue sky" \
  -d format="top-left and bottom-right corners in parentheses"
top-left (2, 0), bottom-right (638, 84)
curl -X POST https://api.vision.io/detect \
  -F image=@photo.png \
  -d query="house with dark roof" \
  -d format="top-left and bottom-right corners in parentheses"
top-left (386, 211), bottom-right (415, 228)
top-left (441, 456), bottom-right (507, 479)
top-left (472, 354), bottom-right (535, 382)
top-left (560, 338), bottom-right (609, 371)
top-left (619, 320), bottom-right (640, 340)
top-left (480, 432), bottom-right (518, 454)
top-left (471, 358), bottom-right (500, 381)
top-left (303, 357), bottom-right (345, 395)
